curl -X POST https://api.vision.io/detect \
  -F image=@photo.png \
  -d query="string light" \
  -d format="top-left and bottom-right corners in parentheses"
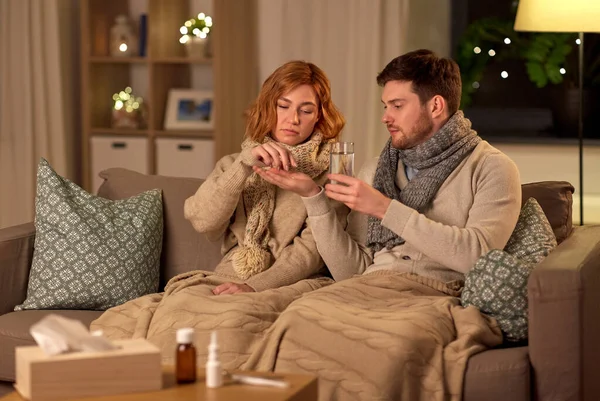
top-left (472, 82), bottom-right (480, 89)
top-left (473, 47), bottom-right (481, 54)
top-left (560, 68), bottom-right (566, 75)
top-left (112, 87), bottom-right (143, 112)
top-left (180, 13), bottom-right (212, 43)
top-left (576, 38), bottom-right (581, 45)
top-left (488, 49), bottom-right (496, 57)
top-left (504, 38), bottom-right (511, 44)
top-left (501, 71), bottom-right (509, 79)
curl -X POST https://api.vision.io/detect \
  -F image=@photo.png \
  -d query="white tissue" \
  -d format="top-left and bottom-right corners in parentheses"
top-left (30, 314), bottom-right (118, 356)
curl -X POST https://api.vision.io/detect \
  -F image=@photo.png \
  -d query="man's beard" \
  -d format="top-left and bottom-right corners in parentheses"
top-left (391, 109), bottom-right (434, 149)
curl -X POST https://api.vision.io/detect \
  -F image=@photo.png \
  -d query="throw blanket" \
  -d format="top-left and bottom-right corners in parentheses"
top-left (90, 271), bottom-right (333, 368)
top-left (243, 271), bottom-right (502, 401)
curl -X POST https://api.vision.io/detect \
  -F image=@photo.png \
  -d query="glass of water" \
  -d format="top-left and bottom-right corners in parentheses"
top-left (329, 142), bottom-right (354, 182)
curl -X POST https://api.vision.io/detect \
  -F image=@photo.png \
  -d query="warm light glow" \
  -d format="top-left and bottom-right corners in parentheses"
top-left (473, 47), bottom-right (481, 54)
top-left (112, 88), bottom-right (143, 113)
top-left (179, 35), bottom-right (189, 44)
top-left (184, 21), bottom-right (192, 27)
top-left (560, 68), bottom-right (567, 74)
top-left (119, 43), bottom-right (128, 52)
top-left (514, 0), bottom-right (600, 32)
top-left (202, 27), bottom-right (210, 34)
top-left (193, 28), bottom-right (201, 36)
top-left (576, 38), bottom-right (581, 45)
top-left (205, 17), bottom-right (213, 26)
top-left (501, 71), bottom-right (509, 78)
top-left (180, 26), bottom-right (188, 34)
top-left (198, 12), bottom-right (206, 19)
top-left (472, 82), bottom-right (480, 89)
top-left (504, 37), bottom-right (511, 44)
top-left (199, 32), bottom-right (207, 39)
top-left (488, 49), bottom-right (496, 57)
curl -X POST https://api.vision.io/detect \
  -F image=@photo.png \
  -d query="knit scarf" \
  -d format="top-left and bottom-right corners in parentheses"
top-left (233, 132), bottom-right (333, 279)
top-left (367, 111), bottom-right (481, 253)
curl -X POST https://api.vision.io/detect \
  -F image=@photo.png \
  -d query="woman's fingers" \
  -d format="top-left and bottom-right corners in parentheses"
top-left (253, 166), bottom-right (291, 186)
top-left (262, 143), bottom-right (297, 170)
top-left (212, 282), bottom-right (233, 295)
top-left (252, 146), bottom-right (273, 166)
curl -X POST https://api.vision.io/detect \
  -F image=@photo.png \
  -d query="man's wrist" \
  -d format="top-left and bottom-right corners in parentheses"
top-left (377, 197), bottom-right (392, 220)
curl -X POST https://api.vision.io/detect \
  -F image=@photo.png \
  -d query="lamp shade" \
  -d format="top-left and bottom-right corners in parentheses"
top-left (514, 0), bottom-right (600, 32)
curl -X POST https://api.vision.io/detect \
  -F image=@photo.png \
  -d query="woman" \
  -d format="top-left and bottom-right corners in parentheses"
top-left (183, 60), bottom-right (345, 293)
top-left (91, 60), bottom-right (346, 369)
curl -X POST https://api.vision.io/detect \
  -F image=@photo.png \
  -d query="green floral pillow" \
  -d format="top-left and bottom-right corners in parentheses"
top-left (462, 198), bottom-right (557, 342)
top-left (15, 159), bottom-right (163, 311)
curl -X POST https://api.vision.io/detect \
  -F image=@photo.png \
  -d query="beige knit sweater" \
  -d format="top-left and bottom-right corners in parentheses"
top-left (302, 140), bottom-right (522, 283)
top-left (184, 148), bottom-right (337, 291)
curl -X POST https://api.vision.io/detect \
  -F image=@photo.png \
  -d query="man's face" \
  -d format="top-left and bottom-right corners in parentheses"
top-left (381, 80), bottom-right (434, 149)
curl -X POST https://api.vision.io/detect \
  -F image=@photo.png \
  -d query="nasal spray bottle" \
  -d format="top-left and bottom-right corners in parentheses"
top-left (206, 330), bottom-right (223, 388)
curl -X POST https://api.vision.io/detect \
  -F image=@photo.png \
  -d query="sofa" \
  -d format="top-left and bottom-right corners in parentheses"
top-left (0, 167), bottom-right (599, 400)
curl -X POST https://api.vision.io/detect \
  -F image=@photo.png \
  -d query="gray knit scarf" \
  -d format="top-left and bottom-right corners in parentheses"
top-left (367, 111), bottom-right (481, 253)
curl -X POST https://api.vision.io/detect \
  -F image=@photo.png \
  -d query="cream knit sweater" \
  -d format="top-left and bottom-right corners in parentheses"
top-left (301, 141), bottom-right (521, 283)
top-left (184, 148), bottom-right (337, 291)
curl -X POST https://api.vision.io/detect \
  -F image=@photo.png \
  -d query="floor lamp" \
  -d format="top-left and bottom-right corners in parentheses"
top-left (514, 0), bottom-right (600, 226)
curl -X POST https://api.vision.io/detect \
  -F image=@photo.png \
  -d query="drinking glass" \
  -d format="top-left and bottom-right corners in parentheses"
top-left (329, 142), bottom-right (354, 183)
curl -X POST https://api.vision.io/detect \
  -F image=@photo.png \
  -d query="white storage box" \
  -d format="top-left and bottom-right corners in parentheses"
top-left (156, 137), bottom-right (215, 179)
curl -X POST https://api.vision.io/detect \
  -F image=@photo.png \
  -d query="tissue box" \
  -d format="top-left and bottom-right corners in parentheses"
top-left (15, 338), bottom-right (162, 401)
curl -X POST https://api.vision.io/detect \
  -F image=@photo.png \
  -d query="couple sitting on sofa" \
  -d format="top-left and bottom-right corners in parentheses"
top-left (90, 50), bottom-right (522, 401)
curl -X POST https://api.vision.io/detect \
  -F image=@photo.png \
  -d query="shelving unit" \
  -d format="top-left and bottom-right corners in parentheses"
top-left (81, 0), bottom-right (218, 192)
top-left (81, 0), bottom-right (258, 192)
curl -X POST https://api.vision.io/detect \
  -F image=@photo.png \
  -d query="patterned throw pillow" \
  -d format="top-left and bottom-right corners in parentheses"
top-left (15, 159), bottom-right (163, 311)
top-left (461, 198), bottom-right (557, 342)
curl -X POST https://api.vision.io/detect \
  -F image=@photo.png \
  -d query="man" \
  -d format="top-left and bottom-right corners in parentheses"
top-left (248, 49), bottom-right (521, 401)
top-left (255, 48), bottom-right (521, 282)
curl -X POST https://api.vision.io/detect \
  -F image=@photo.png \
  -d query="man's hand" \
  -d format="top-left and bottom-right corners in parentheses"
top-left (252, 166), bottom-right (321, 197)
top-left (212, 282), bottom-right (256, 295)
top-left (325, 174), bottom-right (392, 219)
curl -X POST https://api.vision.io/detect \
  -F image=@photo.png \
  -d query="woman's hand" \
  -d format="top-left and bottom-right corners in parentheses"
top-left (253, 166), bottom-right (321, 197)
top-left (251, 142), bottom-right (297, 170)
top-left (212, 282), bottom-right (256, 295)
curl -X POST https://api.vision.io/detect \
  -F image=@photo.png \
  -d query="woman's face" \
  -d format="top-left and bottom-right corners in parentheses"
top-left (272, 84), bottom-right (320, 146)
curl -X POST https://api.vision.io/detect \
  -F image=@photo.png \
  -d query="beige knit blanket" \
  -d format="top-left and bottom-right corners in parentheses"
top-left (90, 271), bottom-right (333, 369)
top-left (243, 271), bottom-right (503, 401)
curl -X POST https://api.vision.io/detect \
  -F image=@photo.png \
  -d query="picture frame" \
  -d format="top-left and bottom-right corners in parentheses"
top-left (164, 89), bottom-right (214, 130)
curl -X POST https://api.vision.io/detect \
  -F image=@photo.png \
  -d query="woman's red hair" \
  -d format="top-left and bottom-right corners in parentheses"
top-left (245, 60), bottom-right (345, 141)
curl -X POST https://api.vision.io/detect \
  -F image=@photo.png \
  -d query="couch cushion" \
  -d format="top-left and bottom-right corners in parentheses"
top-left (462, 198), bottom-right (557, 342)
top-left (97, 168), bottom-right (223, 289)
top-left (463, 347), bottom-right (530, 401)
top-left (521, 181), bottom-right (574, 244)
top-left (0, 310), bottom-right (102, 381)
top-left (16, 159), bottom-right (163, 311)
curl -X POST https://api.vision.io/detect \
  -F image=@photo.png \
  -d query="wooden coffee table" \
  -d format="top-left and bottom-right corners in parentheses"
top-left (0, 366), bottom-right (317, 401)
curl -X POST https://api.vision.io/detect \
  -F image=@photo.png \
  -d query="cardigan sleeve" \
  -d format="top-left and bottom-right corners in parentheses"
top-left (183, 148), bottom-right (259, 241)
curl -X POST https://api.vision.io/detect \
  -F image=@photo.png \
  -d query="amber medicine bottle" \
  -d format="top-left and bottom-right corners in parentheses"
top-left (176, 328), bottom-right (197, 384)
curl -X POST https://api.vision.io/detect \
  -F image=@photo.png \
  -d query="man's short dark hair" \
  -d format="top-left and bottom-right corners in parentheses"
top-left (376, 49), bottom-right (462, 116)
